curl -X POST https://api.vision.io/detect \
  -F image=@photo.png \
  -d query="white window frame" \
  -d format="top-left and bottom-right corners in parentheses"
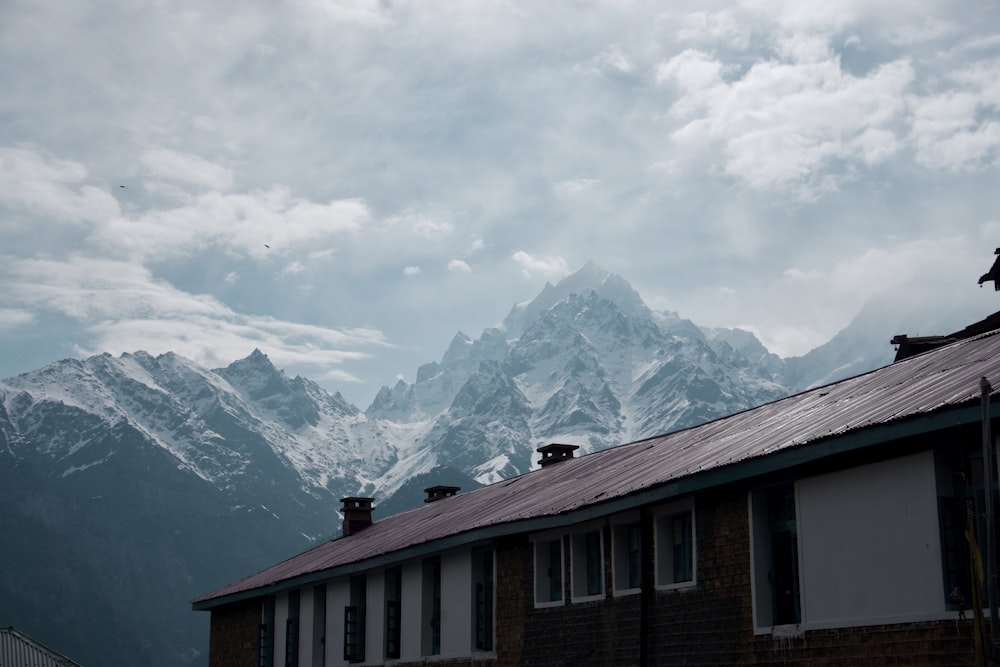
top-left (570, 522), bottom-right (605, 603)
top-left (654, 498), bottom-right (696, 591)
top-left (610, 511), bottom-right (642, 597)
top-left (749, 484), bottom-right (802, 635)
top-left (531, 530), bottom-right (565, 608)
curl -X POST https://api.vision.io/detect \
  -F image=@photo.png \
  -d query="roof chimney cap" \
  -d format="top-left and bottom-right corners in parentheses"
top-left (424, 485), bottom-right (461, 503)
top-left (537, 443), bottom-right (579, 467)
top-left (340, 496), bottom-right (374, 536)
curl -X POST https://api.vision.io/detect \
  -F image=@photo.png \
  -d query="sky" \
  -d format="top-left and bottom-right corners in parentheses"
top-left (3, 0), bottom-right (1000, 407)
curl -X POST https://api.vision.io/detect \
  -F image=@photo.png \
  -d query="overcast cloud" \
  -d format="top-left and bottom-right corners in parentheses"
top-left (2, 0), bottom-right (1000, 405)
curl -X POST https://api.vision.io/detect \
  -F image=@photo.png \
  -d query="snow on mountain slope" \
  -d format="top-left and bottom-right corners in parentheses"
top-left (371, 264), bottom-right (794, 486)
top-left (1, 262), bottom-right (917, 506)
top-left (2, 350), bottom-right (384, 495)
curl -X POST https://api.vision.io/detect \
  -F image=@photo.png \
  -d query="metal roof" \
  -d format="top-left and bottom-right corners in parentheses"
top-left (194, 327), bottom-right (1000, 609)
top-left (0, 627), bottom-right (82, 667)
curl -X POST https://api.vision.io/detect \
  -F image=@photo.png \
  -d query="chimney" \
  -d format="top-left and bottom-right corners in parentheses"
top-left (341, 497), bottom-right (374, 536)
top-left (537, 443), bottom-right (579, 468)
top-left (424, 485), bottom-right (461, 503)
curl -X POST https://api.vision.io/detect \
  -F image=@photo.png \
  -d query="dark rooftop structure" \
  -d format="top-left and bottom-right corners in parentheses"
top-left (0, 627), bottom-right (83, 667)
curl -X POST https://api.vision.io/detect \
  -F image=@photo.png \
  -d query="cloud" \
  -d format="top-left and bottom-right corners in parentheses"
top-left (281, 261), bottom-right (306, 275)
top-left (908, 58), bottom-right (1000, 171)
top-left (754, 237), bottom-right (988, 355)
top-left (577, 46), bottom-right (634, 76)
top-left (292, 0), bottom-right (391, 28)
top-left (511, 251), bottom-right (569, 279)
top-left (447, 259), bottom-right (472, 274)
top-left (4, 0), bottom-right (1000, 405)
top-left (677, 10), bottom-right (750, 47)
top-left (553, 178), bottom-right (600, 197)
top-left (886, 18), bottom-right (959, 46)
top-left (791, 239), bottom-right (979, 300)
top-left (660, 42), bottom-right (913, 198)
top-left (387, 211), bottom-right (454, 239)
top-left (2, 255), bottom-right (387, 377)
top-left (0, 146), bottom-right (121, 225)
top-left (96, 187), bottom-right (370, 261)
top-left (140, 147), bottom-right (235, 191)
top-left (0, 308), bottom-right (35, 331)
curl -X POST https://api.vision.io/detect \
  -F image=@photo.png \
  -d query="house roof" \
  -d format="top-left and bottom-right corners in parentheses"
top-left (892, 308), bottom-right (1000, 361)
top-left (0, 627), bottom-right (82, 667)
top-left (194, 325), bottom-right (1000, 610)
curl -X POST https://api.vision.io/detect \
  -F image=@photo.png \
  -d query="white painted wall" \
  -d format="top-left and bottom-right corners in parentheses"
top-left (365, 572), bottom-right (385, 664)
top-left (310, 585), bottom-right (327, 667)
top-left (797, 450), bottom-right (945, 628)
top-left (440, 549), bottom-right (472, 658)
top-left (325, 579), bottom-right (350, 667)
top-left (399, 560), bottom-right (423, 661)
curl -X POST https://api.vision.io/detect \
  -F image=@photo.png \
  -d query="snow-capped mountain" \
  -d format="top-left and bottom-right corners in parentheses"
top-left (367, 266), bottom-right (790, 486)
top-left (1, 261), bottom-right (947, 667)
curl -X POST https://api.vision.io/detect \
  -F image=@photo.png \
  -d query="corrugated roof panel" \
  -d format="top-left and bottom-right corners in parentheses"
top-left (195, 329), bottom-right (1000, 605)
top-left (0, 628), bottom-right (82, 667)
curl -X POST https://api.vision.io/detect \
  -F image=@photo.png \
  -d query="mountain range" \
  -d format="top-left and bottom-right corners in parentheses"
top-left (0, 261), bottom-right (989, 667)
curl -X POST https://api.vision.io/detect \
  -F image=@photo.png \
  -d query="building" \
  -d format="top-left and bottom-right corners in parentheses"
top-left (0, 627), bottom-right (83, 667)
top-left (193, 323), bottom-right (1000, 666)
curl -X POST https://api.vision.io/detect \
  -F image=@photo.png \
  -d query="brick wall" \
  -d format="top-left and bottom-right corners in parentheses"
top-left (495, 536), bottom-right (529, 667)
top-left (495, 488), bottom-right (979, 667)
top-left (208, 598), bottom-right (260, 667)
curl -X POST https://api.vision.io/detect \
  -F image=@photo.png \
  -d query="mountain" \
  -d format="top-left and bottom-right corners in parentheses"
top-left (2, 262), bottom-right (977, 667)
top-left (0, 350), bottom-right (362, 666)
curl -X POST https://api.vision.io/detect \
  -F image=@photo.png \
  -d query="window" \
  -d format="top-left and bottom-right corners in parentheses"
top-left (384, 567), bottom-right (401, 660)
top-left (472, 548), bottom-right (494, 651)
top-left (259, 597), bottom-right (275, 667)
top-left (533, 537), bottom-right (564, 605)
top-left (286, 590), bottom-right (300, 667)
top-left (258, 623), bottom-right (272, 667)
top-left (937, 445), bottom-right (997, 611)
top-left (571, 529), bottom-right (604, 600)
top-left (344, 575), bottom-right (366, 663)
top-left (655, 503), bottom-right (695, 589)
top-left (750, 484), bottom-right (800, 629)
top-left (422, 557), bottom-right (441, 656)
top-left (612, 521), bottom-right (642, 593)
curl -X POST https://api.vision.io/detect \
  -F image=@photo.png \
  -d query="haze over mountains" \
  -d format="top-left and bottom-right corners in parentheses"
top-left (0, 262), bottom-right (991, 667)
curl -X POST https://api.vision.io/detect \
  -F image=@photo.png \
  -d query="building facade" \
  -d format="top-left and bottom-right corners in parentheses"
top-left (195, 327), bottom-right (1000, 666)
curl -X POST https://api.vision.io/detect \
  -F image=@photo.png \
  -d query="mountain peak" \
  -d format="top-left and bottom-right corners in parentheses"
top-left (247, 348), bottom-right (270, 363)
top-left (502, 261), bottom-right (650, 337)
top-left (216, 349), bottom-right (286, 398)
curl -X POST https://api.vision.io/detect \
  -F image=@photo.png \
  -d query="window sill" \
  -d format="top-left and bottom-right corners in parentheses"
top-left (752, 622), bottom-right (803, 637)
top-left (570, 592), bottom-right (605, 604)
top-left (533, 599), bottom-right (565, 609)
top-left (655, 580), bottom-right (696, 592)
top-left (612, 587), bottom-right (641, 597)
